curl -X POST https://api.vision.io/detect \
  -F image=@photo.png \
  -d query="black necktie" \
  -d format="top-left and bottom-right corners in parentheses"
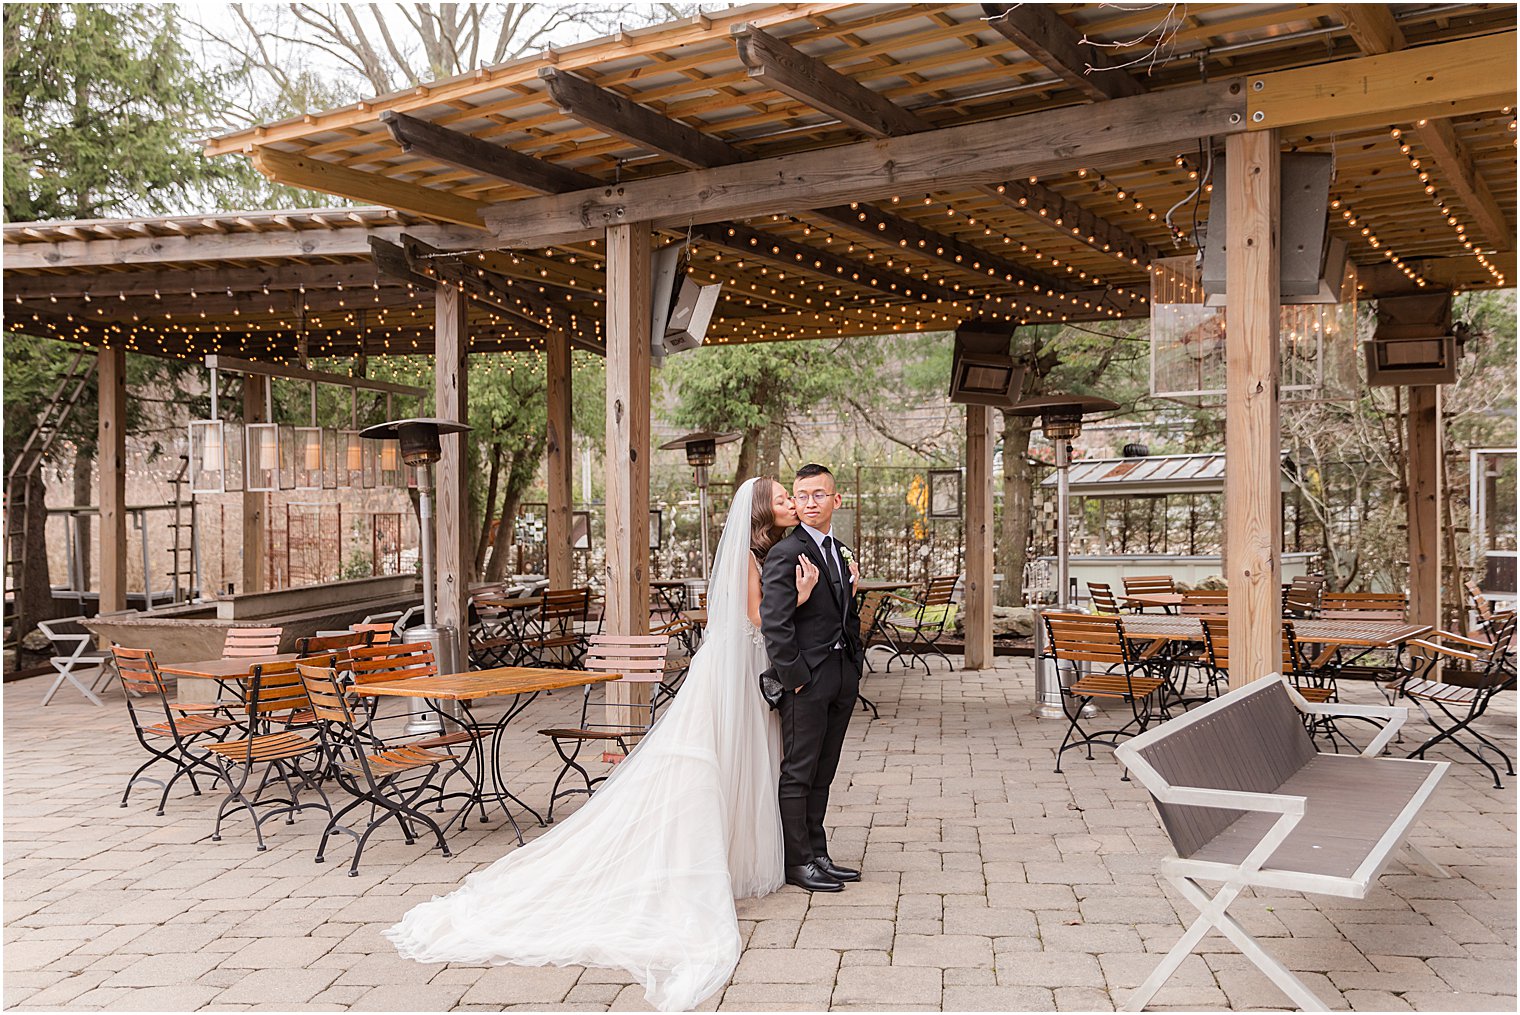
top-left (821, 535), bottom-right (844, 604)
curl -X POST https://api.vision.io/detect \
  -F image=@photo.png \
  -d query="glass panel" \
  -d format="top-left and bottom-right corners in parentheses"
top-left (188, 420), bottom-right (225, 494)
top-left (294, 427), bottom-right (324, 490)
top-left (223, 422), bottom-right (245, 493)
top-left (322, 429), bottom-right (339, 490)
top-left (278, 425), bottom-right (297, 491)
top-left (245, 423), bottom-right (279, 491)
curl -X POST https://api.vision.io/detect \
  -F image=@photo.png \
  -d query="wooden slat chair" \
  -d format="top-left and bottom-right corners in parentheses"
top-left (1179, 590), bottom-right (1230, 616)
top-left (852, 590), bottom-right (899, 718)
top-left (349, 623), bottom-right (395, 646)
top-left (110, 646), bottom-right (236, 815)
top-left (1197, 617), bottom-right (1233, 701)
top-left (1399, 614), bottom-right (1517, 788)
top-left (289, 631), bottom-right (371, 726)
top-left (882, 574), bottom-right (959, 673)
top-left (522, 587), bottom-right (594, 668)
top-left (537, 634), bottom-right (670, 822)
top-left (1464, 580), bottom-right (1517, 682)
top-left (1123, 575), bottom-right (1177, 611)
top-left (649, 615), bottom-right (698, 705)
top-left (1086, 581), bottom-right (1123, 615)
top-left (348, 640), bottom-right (491, 822)
top-left (1319, 591), bottom-right (1408, 621)
top-left (295, 663), bottom-right (453, 876)
top-left (203, 655), bottom-right (335, 851)
top-left (1115, 676), bottom-right (1446, 1012)
top-left (1282, 574), bottom-right (1326, 617)
top-left (1202, 618), bottom-right (1336, 718)
top-left (1043, 612), bottom-right (1166, 775)
top-left (36, 617), bottom-right (114, 706)
top-left (222, 626), bottom-right (284, 657)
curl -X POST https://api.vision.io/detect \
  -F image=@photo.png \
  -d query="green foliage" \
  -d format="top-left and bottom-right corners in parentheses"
top-left (2, 3), bottom-right (258, 221)
top-left (660, 341), bottom-right (862, 435)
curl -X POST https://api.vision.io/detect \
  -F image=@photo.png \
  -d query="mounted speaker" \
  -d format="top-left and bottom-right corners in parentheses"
top-left (949, 326), bottom-right (1025, 407)
top-left (651, 243), bottom-right (722, 357)
top-left (1200, 152), bottom-right (1348, 305)
top-left (1365, 293), bottom-right (1460, 386)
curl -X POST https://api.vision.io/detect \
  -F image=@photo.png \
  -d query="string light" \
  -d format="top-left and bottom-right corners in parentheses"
top-left (1389, 125), bottom-right (1506, 285)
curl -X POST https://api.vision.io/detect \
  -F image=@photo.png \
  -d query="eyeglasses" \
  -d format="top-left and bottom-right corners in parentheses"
top-left (792, 491), bottom-right (836, 505)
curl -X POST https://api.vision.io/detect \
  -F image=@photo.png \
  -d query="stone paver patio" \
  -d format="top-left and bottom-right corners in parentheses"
top-left (4, 655), bottom-right (1515, 1011)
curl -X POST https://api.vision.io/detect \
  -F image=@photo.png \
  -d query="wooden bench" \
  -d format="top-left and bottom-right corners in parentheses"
top-left (1114, 675), bottom-right (1449, 1012)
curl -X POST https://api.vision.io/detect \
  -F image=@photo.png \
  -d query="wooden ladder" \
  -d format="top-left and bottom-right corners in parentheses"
top-left (4, 350), bottom-right (97, 638)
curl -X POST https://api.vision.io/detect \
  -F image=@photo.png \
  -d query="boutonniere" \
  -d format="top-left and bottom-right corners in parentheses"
top-left (838, 544), bottom-right (855, 570)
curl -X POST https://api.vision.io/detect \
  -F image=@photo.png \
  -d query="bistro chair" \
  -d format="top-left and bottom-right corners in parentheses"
top-left (1399, 614), bottom-right (1517, 788)
top-left (852, 590), bottom-right (900, 719)
top-left (1122, 575), bottom-right (1176, 611)
top-left (222, 626), bottom-right (284, 658)
top-left (1319, 591), bottom-right (1408, 620)
top-left (203, 656), bottom-right (335, 851)
top-left (36, 617), bottom-right (114, 706)
top-left (1086, 581), bottom-right (1123, 615)
top-left (296, 662), bottom-right (453, 876)
top-left (1282, 574), bottom-right (1326, 617)
top-left (1179, 589), bottom-right (1229, 616)
top-left (537, 634), bottom-right (670, 822)
top-left (522, 587), bottom-right (594, 668)
top-left (882, 574), bottom-right (959, 673)
top-left (1465, 580), bottom-right (1517, 678)
top-left (110, 646), bottom-right (236, 815)
top-left (1043, 612), bottom-right (1165, 775)
top-left (649, 615), bottom-right (698, 704)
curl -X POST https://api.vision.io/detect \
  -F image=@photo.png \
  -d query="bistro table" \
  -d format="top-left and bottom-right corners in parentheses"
top-left (1122, 592), bottom-right (1188, 613)
top-left (353, 666), bottom-right (620, 843)
top-left (159, 653), bottom-right (300, 712)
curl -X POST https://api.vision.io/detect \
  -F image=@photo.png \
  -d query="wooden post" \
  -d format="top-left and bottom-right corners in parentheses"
top-left (1407, 385), bottom-right (1443, 629)
top-left (604, 223), bottom-right (652, 737)
top-left (241, 373), bottom-right (268, 594)
top-left (964, 404), bottom-right (995, 669)
top-left (546, 329), bottom-right (574, 589)
top-left (1224, 129), bottom-right (1282, 686)
top-left (435, 283), bottom-right (470, 669)
top-left (98, 347), bottom-right (127, 613)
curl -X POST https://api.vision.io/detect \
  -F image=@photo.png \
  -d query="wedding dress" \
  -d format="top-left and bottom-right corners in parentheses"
top-left (384, 477), bottom-right (783, 1012)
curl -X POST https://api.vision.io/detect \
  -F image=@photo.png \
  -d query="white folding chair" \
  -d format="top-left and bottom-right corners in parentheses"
top-left (37, 617), bottom-right (114, 706)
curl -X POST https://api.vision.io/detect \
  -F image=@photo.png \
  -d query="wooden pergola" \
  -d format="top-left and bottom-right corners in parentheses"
top-left (12, 3), bottom-right (1516, 689)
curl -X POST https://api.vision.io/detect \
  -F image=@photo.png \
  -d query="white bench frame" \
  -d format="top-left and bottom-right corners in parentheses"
top-left (36, 617), bottom-right (114, 707)
top-left (1115, 674), bottom-right (1449, 1012)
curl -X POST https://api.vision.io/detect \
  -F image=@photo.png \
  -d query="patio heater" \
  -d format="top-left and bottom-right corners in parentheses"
top-left (361, 418), bottom-right (471, 734)
top-left (1006, 394), bottom-right (1119, 719)
top-left (660, 431), bottom-right (740, 608)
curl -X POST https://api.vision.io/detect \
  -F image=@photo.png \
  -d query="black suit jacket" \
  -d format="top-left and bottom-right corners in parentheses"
top-left (760, 528), bottom-right (863, 691)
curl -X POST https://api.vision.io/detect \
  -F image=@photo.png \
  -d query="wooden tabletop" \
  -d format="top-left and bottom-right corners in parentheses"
top-left (682, 609), bottom-right (708, 626)
top-left (1122, 593), bottom-right (1188, 608)
top-left (651, 579), bottom-right (693, 588)
top-left (352, 666), bottom-right (620, 701)
top-left (1120, 616), bottom-right (1431, 648)
top-left (858, 579), bottom-right (914, 593)
top-left (159, 654), bottom-right (299, 680)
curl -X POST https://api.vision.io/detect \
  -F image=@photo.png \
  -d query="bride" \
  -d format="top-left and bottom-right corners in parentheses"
top-left (385, 477), bottom-right (823, 1012)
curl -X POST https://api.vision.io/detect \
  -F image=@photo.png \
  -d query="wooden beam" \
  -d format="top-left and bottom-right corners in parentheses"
top-left (728, 24), bottom-right (1161, 283)
top-left (980, 3), bottom-right (1147, 101)
top-left (5, 262), bottom-right (384, 299)
top-left (1, 222), bottom-right (482, 270)
top-left (380, 110), bottom-right (602, 195)
top-left (546, 330), bottom-right (574, 589)
top-left (602, 222), bottom-right (652, 739)
top-left (733, 24), bottom-right (926, 137)
top-left (1407, 384), bottom-right (1444, 630)
top-left (1357, 252), bottom-right (1517, 295)
top-left (369, 237), bottom-right (438, 290)
top-left (1335, 4), bottom-right (1406, 55)
top-left (400, 234), bottom-right (552, 334)
top-left (1224, 129), bottom-right (1282, 687)
top-left (241, 373), bottom-right (267, 594)
top-left (1411, 118), bottom-right (1512, 253)
top-left (482, 78), bottom-right (1246, 246)
top-left (1247, 33), bottom-right (1516, 132)
top-left (205, 355), bottom-right (426, 398)
top-left (539, 67), bottom-right (745, 169)
top-left (990, 178), bottom-right (1162, 266)
top-left (249, 146), bottom-right (490, 229)
top-left (98, 346), bottom-right (127, 612)
top-left (963, 404), bottom-right (995, 670)
top-left (434, 283), bottom-right (471, 667)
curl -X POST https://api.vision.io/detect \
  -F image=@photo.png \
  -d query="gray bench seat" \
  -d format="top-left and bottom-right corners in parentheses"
top-left (1116, 675), bottom-right (1449, 1011)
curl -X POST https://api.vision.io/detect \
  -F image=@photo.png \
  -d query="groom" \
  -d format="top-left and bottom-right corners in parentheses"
top-left (760, 463), bottom-right (864, 892)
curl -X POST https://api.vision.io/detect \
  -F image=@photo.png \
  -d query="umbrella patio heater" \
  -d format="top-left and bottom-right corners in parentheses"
top-left (1006, 394), bottom-right (1119, 719)
top-left (362, 417), bottom-right (471, 733)
top-left (660, 431), bottom-right (740, 608)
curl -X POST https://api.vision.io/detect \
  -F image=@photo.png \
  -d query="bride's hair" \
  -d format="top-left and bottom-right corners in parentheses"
top-left (749, 478), bottom-right (788, 558)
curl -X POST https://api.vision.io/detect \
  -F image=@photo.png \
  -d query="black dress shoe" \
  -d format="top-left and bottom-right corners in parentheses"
top-left (815, 855), bottom-right (861, 882)
top-left (785, 862), bottom-right (843, 892)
